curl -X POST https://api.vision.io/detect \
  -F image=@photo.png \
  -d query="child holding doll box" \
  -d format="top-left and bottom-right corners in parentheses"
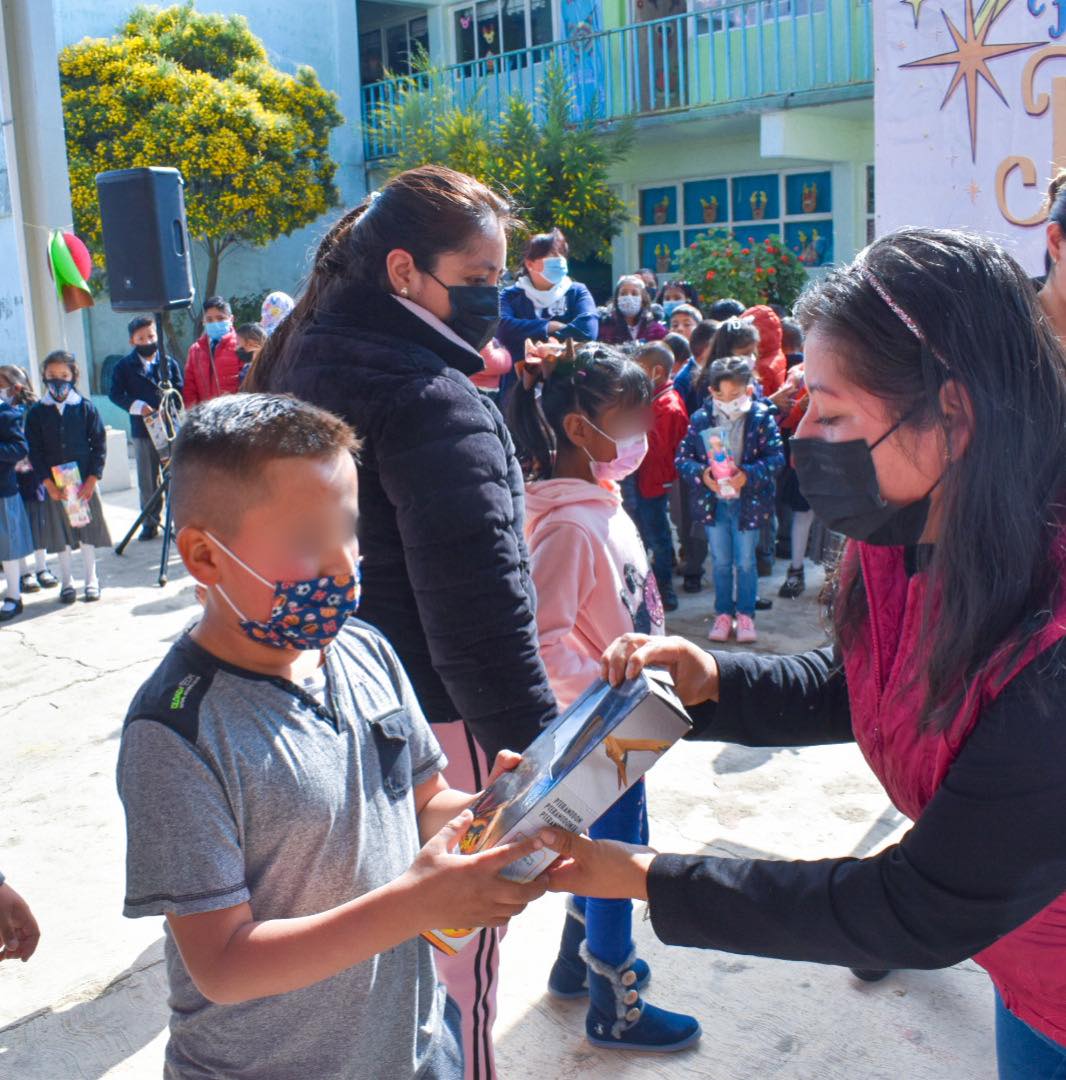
top-left (24, 350), bottom-right (111, 603)
top-left (677, 356), bottom-right (783, 644)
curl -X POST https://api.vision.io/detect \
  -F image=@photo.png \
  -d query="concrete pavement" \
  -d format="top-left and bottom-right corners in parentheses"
top-left (0, 486), bottom-right (995, 1079)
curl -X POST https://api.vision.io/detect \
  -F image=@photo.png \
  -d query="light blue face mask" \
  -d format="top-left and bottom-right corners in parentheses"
top-left (541, 257), bottom-right (569, 286)
top-left (205, 319), bottom-right (230, 343)
top-left (663, 300), bottom-right (682, 320)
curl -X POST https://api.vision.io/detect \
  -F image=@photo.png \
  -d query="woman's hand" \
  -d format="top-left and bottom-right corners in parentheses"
top-left (541, 829), bottom-right (656, 901)
top-left (484, 749), bottom-right (521, 789)
top-left (600, 634), bottom-right (720, 706)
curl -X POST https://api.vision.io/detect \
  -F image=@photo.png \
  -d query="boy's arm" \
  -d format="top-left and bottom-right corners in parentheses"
top-left (166, 809), bottom-right (545, 1005)
top-left (108, 359), bottom-right (136, 412)
top-left (415, 751), bottom-right (523, 842)
top-left (121, 720), bottom-right (544, 1006)
top-left (182, 353), bottom-right (201, 406)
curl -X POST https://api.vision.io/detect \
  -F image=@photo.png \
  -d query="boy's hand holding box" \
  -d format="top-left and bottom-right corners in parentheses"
top-left (424, 668), bottom-right (691, 955)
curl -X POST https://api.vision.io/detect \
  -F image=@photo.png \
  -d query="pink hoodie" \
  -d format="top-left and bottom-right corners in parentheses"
top-left (525, 478), bottom-right (664, 711)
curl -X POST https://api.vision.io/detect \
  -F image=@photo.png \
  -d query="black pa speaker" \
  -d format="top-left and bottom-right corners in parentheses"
top-left (96, 167), bottom-right (194, 313)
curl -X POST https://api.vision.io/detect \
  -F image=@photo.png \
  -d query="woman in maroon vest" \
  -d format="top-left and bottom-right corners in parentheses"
top-left (540, 228), bottom-right (1066, 1078)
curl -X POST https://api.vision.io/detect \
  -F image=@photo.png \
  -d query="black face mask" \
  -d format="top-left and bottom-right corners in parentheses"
top-left (428, 271), bottom-right (500, 351)
top-left (134, 343), bottom-right (157, 359)
top-left (235, 347), bottom-right (254, 363)
top-left (791, 419), bottom-right (940, 547)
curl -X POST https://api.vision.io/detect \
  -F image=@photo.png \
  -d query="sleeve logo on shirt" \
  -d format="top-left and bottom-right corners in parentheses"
top-left (170, 674), bottom-right (201, 711)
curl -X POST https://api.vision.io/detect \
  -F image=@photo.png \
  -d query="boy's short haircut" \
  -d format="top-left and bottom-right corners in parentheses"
top-left (709, 298), bottom-right (745, 321)
top-left (236, 322), bottom-right (268, 347)
top-left (781, 317), bottom-right (804, 353)
top-left (170, 393), bottom-right (360, 533)
top-left (634, 341), bottom-right (674, 373)
top-left (669, 303), bottom-right (702, 323)
top-left (708, 357), bottom-right (754, 392)
top-left (688, 319), bottom-right (720, 358)
top-left (202, 295), bottom-right (231, 316)
top-left (662, 332), bottom-right (692, 366)
top-left (128, 315), bottom-right (154, 337)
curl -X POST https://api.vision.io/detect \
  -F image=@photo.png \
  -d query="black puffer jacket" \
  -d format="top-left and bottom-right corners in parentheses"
top-left (263, 284), bottom-right (556, 759)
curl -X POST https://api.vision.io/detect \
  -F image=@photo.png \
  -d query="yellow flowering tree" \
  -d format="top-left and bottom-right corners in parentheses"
top-left (367, 60), bottom-right (632, 262)
top-left (59, 2), bottom-right (343, 308)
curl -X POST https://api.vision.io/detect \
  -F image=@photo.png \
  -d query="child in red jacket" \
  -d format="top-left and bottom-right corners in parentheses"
top-left (183, 296), bottom-right (242, 405)
top-left (632, 341), bottom-right (689, 612)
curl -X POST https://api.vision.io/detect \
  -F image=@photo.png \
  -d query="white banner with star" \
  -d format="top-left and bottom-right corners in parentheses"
top-left (875, 0), bottom-right (1066, 275)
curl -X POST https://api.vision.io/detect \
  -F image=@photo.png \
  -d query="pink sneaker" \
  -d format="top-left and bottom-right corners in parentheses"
top-left (735, 615), bottom-right (758, 643)
top-left (708, 614), bottom-right (733, 642)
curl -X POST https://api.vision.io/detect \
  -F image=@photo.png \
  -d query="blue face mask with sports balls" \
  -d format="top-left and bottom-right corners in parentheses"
top-left (207, 532), bottom-right (361, 650)
top-left (541, 257), bottom-right (569, 285)
top-left (204, 319), bottom-right (230, 343)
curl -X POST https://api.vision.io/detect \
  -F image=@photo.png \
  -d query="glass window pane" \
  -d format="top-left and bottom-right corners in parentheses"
top-left (409, 16), bottom-right (429, 65)
top-left (455, 7), bottom-right (476, 63)
top-left (503, 0), bottom-right (527, 53)
top-left (477, 0), bottom-right (501, 57)
top-left (387, 24), bottom-right (409, 74)
top-left (360, 29), bottom-right (384, 85)
top-left (530, 0), bottom-right (553, 46)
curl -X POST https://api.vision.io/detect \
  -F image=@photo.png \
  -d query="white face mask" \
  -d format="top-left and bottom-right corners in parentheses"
top-left (715, 394), bottom-right (752, 420)
top-left (616, 294), bottom-right (643, 318)
top-left (0, 388), bottom-right (12, 405)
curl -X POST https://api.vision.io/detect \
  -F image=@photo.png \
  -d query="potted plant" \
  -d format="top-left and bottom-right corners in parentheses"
top-left (750, 190), bottom-right (768, 220)
top-left (801, 182), bottom-right (818, 214)
top-left (654, 242), bottom-right (673, 273)
top-left (700, 195), bottom-right (719, 223)
top-left (653, 194), bottom-right (671, 225)
top-left (673, 229), bottom-right (809, 309)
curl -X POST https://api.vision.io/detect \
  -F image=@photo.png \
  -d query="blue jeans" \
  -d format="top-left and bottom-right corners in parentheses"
top-left (636, 493), bottom-right (675, 594)
top-left (575, 780), bottom-right (647, 968)
top-left (996, 991), bottom-right (1066, 1079)
top-left (706, 499), bottom-right (758, 617)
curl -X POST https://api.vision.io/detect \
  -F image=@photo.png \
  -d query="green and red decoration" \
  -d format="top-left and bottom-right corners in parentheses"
top-left (47, 230), bottom-right (94, 313)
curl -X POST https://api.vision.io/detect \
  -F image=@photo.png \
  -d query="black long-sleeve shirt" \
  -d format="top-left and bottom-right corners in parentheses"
top-left (647, 640), bottom-right (1066, 970)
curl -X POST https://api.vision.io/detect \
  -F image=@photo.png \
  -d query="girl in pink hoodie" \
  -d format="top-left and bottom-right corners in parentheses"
top-left (508, 342), bottom-right (701, 1054)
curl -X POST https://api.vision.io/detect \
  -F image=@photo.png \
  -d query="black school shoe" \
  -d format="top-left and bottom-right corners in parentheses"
top-left (779, 566), bottom-right (806, 599)
top-left (138, 524), bottom-right (160, 541)
top-left (20, 573), bottom-right (40, 594)
top-left (755, 596), bottom-right (773, 611)
top-left (850, 969), bottom-right (892, 983)
top-left (59, 585), bottom-right (77, 604)
top-left (37, 570), bottom-right (59, 589)
top-left (0, 597), bottom-right (23, 622)
top-left (84, 583), bottom-right (100, 602)
top-left (682, 576), bottom-right (703, 594)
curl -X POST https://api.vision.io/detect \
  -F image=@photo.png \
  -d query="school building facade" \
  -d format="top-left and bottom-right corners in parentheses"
top-left (359, 0), bottom-right (874, 292)
top-left (0, 0), bottom-right (872, 412)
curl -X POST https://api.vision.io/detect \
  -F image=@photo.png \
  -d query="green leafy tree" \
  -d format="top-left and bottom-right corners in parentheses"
top-left (367, 58), bottom-right (633, 262)
top-left (674, 230), bottom-right (808, 309)
top-left (59, 2), bottom-right (344, 316)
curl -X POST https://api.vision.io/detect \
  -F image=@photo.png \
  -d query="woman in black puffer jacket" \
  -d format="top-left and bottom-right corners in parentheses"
top-left (247, 167), bottom-right (557, 1080)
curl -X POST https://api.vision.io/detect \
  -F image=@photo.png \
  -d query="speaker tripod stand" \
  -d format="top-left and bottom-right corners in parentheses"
top-left (114, 312), bottom-right (185, 586)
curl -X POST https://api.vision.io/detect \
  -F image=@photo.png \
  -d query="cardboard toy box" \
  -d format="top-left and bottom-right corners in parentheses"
top-left (423, 669), bottom-right (691, 955)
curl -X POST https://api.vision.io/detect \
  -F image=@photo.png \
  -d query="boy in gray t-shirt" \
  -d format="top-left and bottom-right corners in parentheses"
top-left (117, 395), bottom-right (548, 1079)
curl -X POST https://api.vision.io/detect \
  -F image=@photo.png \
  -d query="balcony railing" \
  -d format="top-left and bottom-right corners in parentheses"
top-left (361, 0), bottom-right (872, 160)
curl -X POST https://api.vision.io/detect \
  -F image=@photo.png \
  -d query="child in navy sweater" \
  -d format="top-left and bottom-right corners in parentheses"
top-left (24, 351), bottom-right (112, 603)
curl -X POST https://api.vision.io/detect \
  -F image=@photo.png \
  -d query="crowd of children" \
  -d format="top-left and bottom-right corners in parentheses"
top-left (0, 289), bottom-right (296, 622)
top-left (587, 272), bottom-right (813, 641)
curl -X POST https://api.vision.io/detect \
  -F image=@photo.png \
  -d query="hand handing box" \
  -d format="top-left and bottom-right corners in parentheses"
top-left (423, 669), bottom-right (691, 955)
